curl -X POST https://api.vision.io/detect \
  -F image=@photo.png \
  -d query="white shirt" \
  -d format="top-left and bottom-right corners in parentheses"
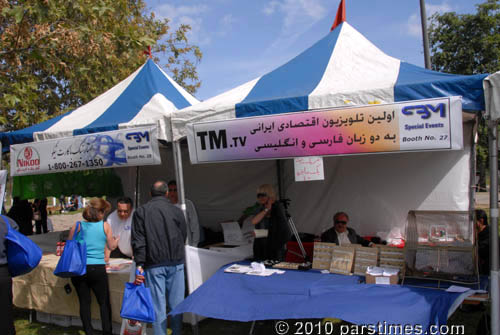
top-left (336, 230), bottom-right (351, 246)
top-left (107, 210), bottom-right (134, 257)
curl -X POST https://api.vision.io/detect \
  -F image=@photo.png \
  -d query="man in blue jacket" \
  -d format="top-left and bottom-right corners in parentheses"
top-left (132, 180), bottom-right (187, 335)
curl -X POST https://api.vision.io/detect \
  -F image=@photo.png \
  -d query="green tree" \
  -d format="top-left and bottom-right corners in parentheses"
top-left (429, 0), bottom-right (499, 74)
top-left (429, 0), bottom-right (500, 190)
top-left (0, 0), bottom-right (202, 131)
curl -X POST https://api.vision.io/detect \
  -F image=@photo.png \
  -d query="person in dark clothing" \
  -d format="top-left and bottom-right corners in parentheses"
top-left (59, 195), bottom-right (66, 213)
top-left (249, 184), bottom-right (291, 261)
top-left (0, 215), bottom-right (19, 335)
top-left (7, 197), bottom-right (33, 236)
top-left (34, 199), bottom-right (48, 234)
top-left (475, 209), bottom-right (490, 275)
top-left (321, 212), bottom-right (373, 247)
top-left (32, 199), bottom-right (41, 234)
top-left (132, 180), bottom-right (187, 335)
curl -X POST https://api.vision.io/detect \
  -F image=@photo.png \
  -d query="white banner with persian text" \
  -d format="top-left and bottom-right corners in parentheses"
top-left (10, 126), bottom-right (161, 176)
top-left (186, 97), bottom-right (463, 164)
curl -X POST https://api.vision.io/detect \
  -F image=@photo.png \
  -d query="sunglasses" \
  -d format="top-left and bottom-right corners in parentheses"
top-left (168, 189), bottom-right (177, 192)
top-left (256, 193), bottom-right (268, 198)
top-left (335, 221), bottom-right (347, 225)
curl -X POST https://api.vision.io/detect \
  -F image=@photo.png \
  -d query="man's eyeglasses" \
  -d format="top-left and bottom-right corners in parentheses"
top-left (335, 221), bottom-right (347, 225)
top-left (168, 189), bottom-right (177, 192)
top-left (256, 193), bottom-right (267, 198)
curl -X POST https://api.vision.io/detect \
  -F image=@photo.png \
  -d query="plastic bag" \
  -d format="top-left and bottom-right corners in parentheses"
top-left (54, 221), bottom-right (87, 277)
top-left (1, 215), bottom-right (42, 277)
top-left (120, 281), bottom-right (156, 323)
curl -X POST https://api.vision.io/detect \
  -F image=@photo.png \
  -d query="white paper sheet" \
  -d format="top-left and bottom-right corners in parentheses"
top-left (294, 157), bottom-right (324, 182)
top-left (220, 221), bottom-right (248, 245)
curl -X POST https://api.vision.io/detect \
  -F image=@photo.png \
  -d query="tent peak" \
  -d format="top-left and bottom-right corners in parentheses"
top-left (330, 0), bottom-right (346, 32)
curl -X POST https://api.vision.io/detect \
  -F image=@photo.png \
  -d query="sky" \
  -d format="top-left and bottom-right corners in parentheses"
top-left (144, 0), bottom-right (482, 101)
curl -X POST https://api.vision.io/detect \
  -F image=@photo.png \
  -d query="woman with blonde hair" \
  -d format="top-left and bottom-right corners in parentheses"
top-left (68, 198), bottom-right (119, 335)
top-left (250, 184), bottom-right (290, 261)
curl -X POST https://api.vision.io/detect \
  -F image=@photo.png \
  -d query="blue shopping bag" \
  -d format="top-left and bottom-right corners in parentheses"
top-left (54, 221), bottom-right (87, 277)
top-left (120, 281), bottom-right (156, 323)
top-left (1, 215), bottom-right (42, 277)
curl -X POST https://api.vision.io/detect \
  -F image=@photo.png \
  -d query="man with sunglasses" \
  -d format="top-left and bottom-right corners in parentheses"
top-left (321, 212), bottom-right (373, 247)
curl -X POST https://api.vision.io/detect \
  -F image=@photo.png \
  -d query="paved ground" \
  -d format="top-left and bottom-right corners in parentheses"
top-left (49, 212), bottom-right (83, 232)
top-left (475, 192), bottom-right (496, 208)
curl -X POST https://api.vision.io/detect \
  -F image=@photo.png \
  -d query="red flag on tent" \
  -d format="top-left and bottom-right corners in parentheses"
top-left (144, 46), bottom-right (152, 58)
top-left (330, 0), bottom-right (346, 31)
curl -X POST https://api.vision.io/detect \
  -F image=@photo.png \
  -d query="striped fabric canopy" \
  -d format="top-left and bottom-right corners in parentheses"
top-left (171, 22), bottom-right (487, 141)
top-left (1, 59), bottom-right (199, 149)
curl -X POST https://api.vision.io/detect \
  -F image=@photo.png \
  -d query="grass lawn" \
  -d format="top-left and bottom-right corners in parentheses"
top-left (14, 309), bottom-right (84, 335)
top-left (13, 304), bottom-right (488, 335)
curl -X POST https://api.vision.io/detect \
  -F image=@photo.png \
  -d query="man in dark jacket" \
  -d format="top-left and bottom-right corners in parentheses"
top-left (321, 212), bottom-right (373, 247)
top-left (132, 180), bottom-right (187, 335)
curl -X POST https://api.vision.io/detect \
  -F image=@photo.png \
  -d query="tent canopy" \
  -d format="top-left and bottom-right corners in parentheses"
top-left (484, 71), bottom-right (500, 121)
top-left (171, 22), bottom-right (487, 141)
top-left (1, 59), bottom-right (199, 150)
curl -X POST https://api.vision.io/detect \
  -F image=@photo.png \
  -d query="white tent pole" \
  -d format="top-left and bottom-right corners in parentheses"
top-left (172, 141), bottom-right (188, 222)
top-left (488, 120), bottom-right (499, 335)
top-left (134, 166), bottom-right (140, 207)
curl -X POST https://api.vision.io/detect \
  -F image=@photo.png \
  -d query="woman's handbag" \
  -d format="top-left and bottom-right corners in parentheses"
top-left (54, 221), bottom-right (87, 277)
top-left (1, 215), bottom-right (42, 277)
top-left (33, 211), bottom-right (41, 221)
top-left (120, 277), bottom-right (156, 323)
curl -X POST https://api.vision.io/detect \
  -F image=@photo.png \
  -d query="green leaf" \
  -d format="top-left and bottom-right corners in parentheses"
top-left (12, 6), bottom-right (25, 24)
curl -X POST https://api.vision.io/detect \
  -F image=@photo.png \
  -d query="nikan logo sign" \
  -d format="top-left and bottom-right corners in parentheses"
top-left (16, 146), bottom-right (41, 173)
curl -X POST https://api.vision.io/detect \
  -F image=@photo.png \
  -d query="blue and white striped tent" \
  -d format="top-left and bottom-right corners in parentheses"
top-left (1, 59), bottom-right (199, 150)
top-left (171, 22), bottom-right (487, 140)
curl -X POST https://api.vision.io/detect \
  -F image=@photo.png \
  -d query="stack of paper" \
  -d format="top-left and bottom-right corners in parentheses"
top-left (224, 263), bottom-right (285, 276)
top-left (382, 268), bottom-right (399, 276)
top-left (366, 266), bottom-right (384, 276)
top-left (366, 266), bottom-right (399, 277)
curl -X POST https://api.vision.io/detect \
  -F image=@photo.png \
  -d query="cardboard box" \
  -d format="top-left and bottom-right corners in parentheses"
top-left (365, 274), bottom-right (398, 285)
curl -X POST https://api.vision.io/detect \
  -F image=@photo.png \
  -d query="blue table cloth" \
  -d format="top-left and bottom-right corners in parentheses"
top-left (171, 263), bottom-right (468, 331)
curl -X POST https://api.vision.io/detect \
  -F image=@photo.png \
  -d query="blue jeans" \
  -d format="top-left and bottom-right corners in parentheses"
top-left (145, 264), bottom-right (185, 335)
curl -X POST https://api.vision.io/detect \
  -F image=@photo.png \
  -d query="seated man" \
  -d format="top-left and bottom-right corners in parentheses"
top-left (105, 197), bottom-right (134, 261)
top-left (321, 211), bottom-right (373, 247)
